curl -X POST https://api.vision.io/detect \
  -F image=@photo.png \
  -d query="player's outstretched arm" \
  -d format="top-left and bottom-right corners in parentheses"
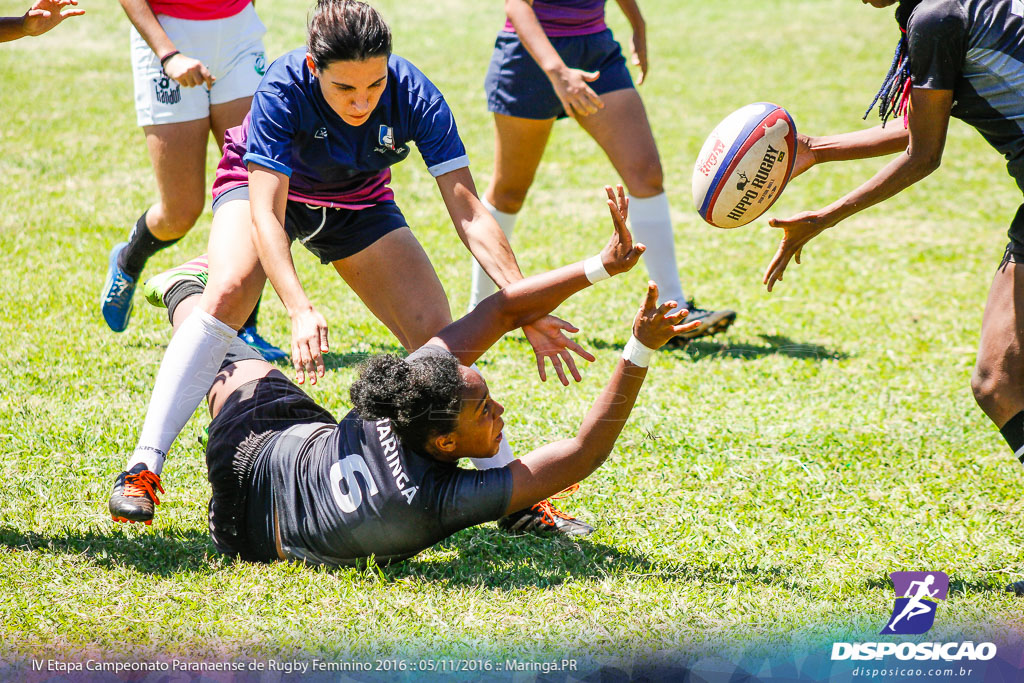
top-left (502, 282), bottom-right (699, 513)
top-left (764, 87), bottom-right (953, 291)
top-left (429, 185), bottom-right (644, 368)
top-left (249, 165), bottom-right (329, 386)
top-left (0, 0), bottom-right (83, 42)
top-left (792, 124), bottom-right (911, 179)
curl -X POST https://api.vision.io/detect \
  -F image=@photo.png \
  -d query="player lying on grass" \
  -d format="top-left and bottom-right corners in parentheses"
top-left (760, 0), bottom-right (1024, 593)
top-left (108, 0), bottom-right (598, 536)
top-left (0, 0), bottom-right (82, 42)
top-left (132, 188), bottom-right (695, 566)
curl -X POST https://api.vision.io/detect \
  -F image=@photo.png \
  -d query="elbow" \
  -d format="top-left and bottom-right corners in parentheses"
top-left (907, 147), bottom-right (942, 177)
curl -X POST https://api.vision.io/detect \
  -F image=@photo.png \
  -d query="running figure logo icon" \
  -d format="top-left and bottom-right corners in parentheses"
top-left (882, 571), bottom-right (949, 635)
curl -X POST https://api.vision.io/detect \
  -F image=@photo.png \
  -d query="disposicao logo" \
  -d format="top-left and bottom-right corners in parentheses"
top-left (830, 570), bottom-right (997, 662)
top-left (882, 571), bottom-right (948, 635)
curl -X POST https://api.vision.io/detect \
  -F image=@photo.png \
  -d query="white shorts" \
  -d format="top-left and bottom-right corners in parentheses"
top-left (130, 3), bottom-right (266, 127)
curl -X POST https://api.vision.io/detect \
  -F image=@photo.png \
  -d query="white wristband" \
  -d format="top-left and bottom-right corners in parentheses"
top-left (622, 335), bottom-right (656, 367)
top-left (583, 254), bottom-right (610, 284)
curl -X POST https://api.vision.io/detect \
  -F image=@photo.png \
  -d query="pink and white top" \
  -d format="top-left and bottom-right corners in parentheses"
top-left (148, 0), bottom-right (249, 22)
top-left (503, 0), bottom-right (607, 37)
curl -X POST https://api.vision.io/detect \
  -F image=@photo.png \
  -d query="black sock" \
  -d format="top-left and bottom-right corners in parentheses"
top-left (999, 410), bottom-right (1024, 461)
top-left (117, 211), bottom-right (181, 280)
top-left (164, 280), bottom-right (205, 326)
top-left (242, 295), bottom-right (261, 329)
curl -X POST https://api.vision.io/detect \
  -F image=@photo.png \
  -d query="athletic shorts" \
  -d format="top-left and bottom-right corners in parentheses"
top-left (131, 3), bottom-right (266, 127)
top-left (205, 365), bottom-right (336, 562)
top-left (484, 28), bottom-right (634, 120)
top-left (213, 185), bottom-right (409, 263)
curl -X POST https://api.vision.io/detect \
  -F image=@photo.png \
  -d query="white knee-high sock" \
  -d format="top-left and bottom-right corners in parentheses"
top-left (125, 308), bottom-right (236, 475)
top-left (468, 198), bottom-right (518, 310)
top-left (468, 363), bottom-right (515, 469)
top-left (628, 192), bottom-right (686, 305)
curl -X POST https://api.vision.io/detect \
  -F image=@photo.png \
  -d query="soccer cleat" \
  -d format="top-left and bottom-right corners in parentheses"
top-left (143, 255), bottom-right (209, 308)
top-left (1008, 580), bottom-right (1024, 596)
top-left (108, 463), bottom-right (164, 525)
top-left (498, 499), bottom-right (595, 537)
top-left (100, 243), bottom-right (137, 333)
top-left (667, 301), bottom-right (737, 344)
top-left (239, 326), bottom-right (288, 362)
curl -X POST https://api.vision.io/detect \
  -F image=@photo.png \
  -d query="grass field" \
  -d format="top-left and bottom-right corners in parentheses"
top-left (0, 0), bottom-right (1021, 669)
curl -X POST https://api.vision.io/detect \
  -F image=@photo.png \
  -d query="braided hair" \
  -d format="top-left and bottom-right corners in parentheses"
top-left (863, 0), bottom-right (925, 127)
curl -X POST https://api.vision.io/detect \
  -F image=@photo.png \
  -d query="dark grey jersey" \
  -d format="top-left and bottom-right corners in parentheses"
top-left (249, 346), bottom-right (513, 566)
top-left (907, 0), bottom-right (1024, 185)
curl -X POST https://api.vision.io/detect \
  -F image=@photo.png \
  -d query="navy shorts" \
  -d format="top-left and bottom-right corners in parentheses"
top-left (213, 185), bottom-right (409, 263)
top-left (484, 29), bottom-right (634, 120)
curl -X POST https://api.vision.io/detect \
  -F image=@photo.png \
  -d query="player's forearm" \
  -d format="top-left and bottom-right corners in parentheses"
top-left (119, 0), bottom-right (176, 56)
top-left (819, 148), bottom-right (939, 227)
top-left (506, 0), bottom-right (566, 76)
top-left (251, 213), bottom-right (312, 317)
top-left (462, 217), bottom-right (523, 288)
top-left (809, 124), bottom-right (910, 165)
top-left (0, 16), bottom-right (27, 41)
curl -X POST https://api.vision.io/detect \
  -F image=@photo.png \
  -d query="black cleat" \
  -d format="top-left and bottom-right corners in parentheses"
top-left (498, 499), bottom-right (595, 537)
top-left (109, 463), bottom-right (164, 525)
top-left (666, 301), bottom-right (737, 345)
top-left (1008, 580), bottom-right (1024, 596)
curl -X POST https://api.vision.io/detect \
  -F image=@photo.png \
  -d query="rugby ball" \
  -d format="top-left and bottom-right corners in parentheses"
top-left (692, 103), bottom-right (797, 229)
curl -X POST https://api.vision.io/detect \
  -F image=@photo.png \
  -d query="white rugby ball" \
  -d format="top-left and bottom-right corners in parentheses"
top-left (692, 103), bottom-right (797, 229)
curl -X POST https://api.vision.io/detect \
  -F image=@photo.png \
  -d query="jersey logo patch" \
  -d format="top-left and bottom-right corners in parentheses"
top-left (378, 125), bottom-right (396, 150)
top-left (314, 127), bottom-right (328, 140)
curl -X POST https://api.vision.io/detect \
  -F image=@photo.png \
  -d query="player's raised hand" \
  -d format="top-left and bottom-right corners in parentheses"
top-left (22, 0), bottom-right (84, 36)
top-left (551, 66), bottom-right (604, 118)
top-left (523, 315), bottom-right (596, 386)
top-left (163, 52), bottom-right (215, 88)
top-left (600, 184), bottom-right (645, 274)
top-left (290, 307), bottom-right (329, 385)
top-left (632, 282), bottom-right (699, 350)
top-left (763, 210), bottom-right (834, 291)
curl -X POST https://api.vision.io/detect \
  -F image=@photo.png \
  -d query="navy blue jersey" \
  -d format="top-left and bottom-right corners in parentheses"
top-left (241, 49), bottom-right (469, 206)
top-left (907, 0), bottom-right (1024, 185)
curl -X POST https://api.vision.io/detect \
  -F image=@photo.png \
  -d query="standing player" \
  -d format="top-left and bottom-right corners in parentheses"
top-left (152, 188), bottom-right (694, 566)
top-left (759, 0), bottom-right (1024, 592)
top-left (100, 0), bottom-right (282, 359)
top-left (108, 0), bottom-right (595, 536)
top-left (468, 0), bottom-right (736, 343)
top-left (0, 0), bottom-right (83, 41)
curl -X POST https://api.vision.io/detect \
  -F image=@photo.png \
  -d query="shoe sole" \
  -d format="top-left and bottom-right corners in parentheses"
top-left (675, 311), bottom-right (737, 341)
top-left (111, 515), bottom-right (152, 526)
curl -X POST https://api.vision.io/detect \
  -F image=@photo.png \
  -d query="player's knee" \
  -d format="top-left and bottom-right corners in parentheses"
top-left (971, 360), bottom-right (1010, 412)
top-left (623, 161), bottom-right (664, 198)
top-left (200, 277), bottom-right (257, 327)
top-left (160, 200), bottom-right (205, 236)
top-left (488, 185), bottom-right (529, 214)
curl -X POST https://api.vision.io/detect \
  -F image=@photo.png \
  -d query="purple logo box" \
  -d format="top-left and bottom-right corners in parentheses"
top-left (891, 571), bottom-right (949, 600)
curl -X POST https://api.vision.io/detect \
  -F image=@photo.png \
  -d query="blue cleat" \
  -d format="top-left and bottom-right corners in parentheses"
top-left (100, 242), bottom-right (136, 332)
top-left (239, 325), bottom-right (288, 361)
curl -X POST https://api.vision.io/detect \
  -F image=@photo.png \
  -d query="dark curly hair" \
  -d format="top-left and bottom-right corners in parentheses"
top-left (307, 0), bottom-right (392, 72)
top-left (349, 353), bottom-right (465, 452)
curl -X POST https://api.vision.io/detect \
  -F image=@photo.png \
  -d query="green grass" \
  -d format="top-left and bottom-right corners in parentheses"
top-left (0, 0), bottom-right (1021, 667)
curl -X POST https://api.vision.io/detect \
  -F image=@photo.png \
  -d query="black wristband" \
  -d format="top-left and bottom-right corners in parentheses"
top-left (159, 50), bottom-right (180, 72)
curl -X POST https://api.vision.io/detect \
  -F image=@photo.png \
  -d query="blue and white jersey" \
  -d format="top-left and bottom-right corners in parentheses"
top-left (239, 48), bottom-right (469, 207)
top-left (907, 0), bottom-right (1024, 185)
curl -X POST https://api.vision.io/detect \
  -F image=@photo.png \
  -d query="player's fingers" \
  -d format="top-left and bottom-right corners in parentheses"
top-left (673, 319), bottom-right (703, 335)
top-left (564, 338), bottom-right (596, 363)
top-left (658, 300), bottom-right (679, 316)
top-left (535, 354), bottom-right (547, 383)
top-left (550, 355), bottom-right (569, 387)
top-left (551, 315), bottom-right (578, 333)
top-left (642, 281), bottom-right (659, 310)
top-left (319, 324), bottom-right (329, 353)
top-left (562, 350), bottom-right (582, 383)
top-left (795, 246), bottom-right (803, 265)
top-left (63, 8), bottom-right (84, 16)
top-left (585, 87), bottom-right (603, 111)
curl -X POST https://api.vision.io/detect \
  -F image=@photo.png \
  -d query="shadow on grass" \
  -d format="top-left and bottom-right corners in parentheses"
top-left (0, 525), bottom-right (216, 576)
top-left (390, 526), bottom-right (805, 590)
top-left (864, 575), bottom-right (1012, 595)
top-left (585, 334), bottom-right (848, 362)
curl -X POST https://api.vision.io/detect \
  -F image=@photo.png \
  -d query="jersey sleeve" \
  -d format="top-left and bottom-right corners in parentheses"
top-left (435, 466), bottom-right (513, 532)
top-left (412, 97), bottom-right (470, 177)
top-left (906, 0), bottom-right (967, 90)
top-left (243, 90), bottom-right (298, 177)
